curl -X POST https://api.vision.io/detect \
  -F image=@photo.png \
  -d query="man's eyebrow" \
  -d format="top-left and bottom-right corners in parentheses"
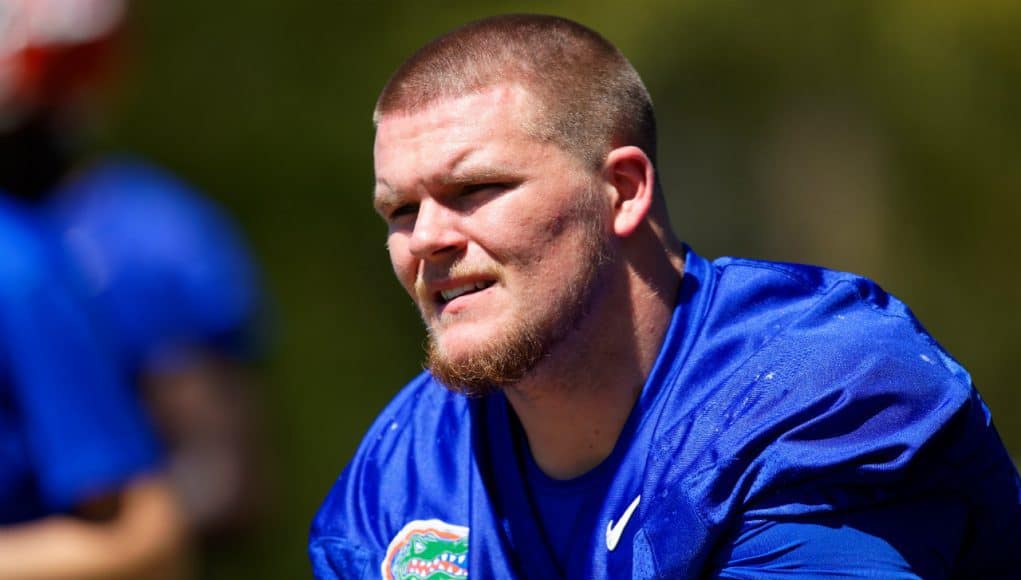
top-left (371, 165), bottom-right (519, 213)
top-left (438, 166), bottom-right (516, 186)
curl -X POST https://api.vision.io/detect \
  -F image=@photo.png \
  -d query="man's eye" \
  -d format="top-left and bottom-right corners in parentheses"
top-left (461, 183), bottom-right (508, 197)
top-left (389, 203), bottom-right (418, 220)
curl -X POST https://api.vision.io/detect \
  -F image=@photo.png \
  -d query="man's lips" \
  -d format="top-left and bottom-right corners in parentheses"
top-left (438, 280), bottom-right (495, 303)
top-left (419, 277), bottom-right (498, 306)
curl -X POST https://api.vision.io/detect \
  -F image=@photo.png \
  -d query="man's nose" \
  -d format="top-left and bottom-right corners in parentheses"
top-left (408, 200), bottom-right (465, 260)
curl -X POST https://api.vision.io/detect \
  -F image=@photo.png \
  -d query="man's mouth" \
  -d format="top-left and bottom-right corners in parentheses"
top-left (438, 280), bottom-right (495, 304)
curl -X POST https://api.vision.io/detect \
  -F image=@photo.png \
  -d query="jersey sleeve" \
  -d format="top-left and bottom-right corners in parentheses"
top-left (710, 496), bottom-right (968, 578)
top-left (309, 498), bottom-right (382, 580)
top-left (643, 272), bottom-right (1021, 576)
top-left (705, 335), bottom-right (1021, 575)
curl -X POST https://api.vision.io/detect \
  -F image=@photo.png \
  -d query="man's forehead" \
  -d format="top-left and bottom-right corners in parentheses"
top-left (375, 84), bottom-right (537, 146)
top-left (373, 84), bottom-right (544, 188)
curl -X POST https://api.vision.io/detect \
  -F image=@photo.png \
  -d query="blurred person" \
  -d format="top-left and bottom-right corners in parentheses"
top-left (310, 14), bottom-right (1021, 578)
top-left (0, 194), bottom-right (188, 579)
top-left (0, 0), bottom-right (267, 540)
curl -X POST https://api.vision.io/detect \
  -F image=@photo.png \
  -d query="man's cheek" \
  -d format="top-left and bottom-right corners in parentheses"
top-left (387, 243), bottom-right (412, 285)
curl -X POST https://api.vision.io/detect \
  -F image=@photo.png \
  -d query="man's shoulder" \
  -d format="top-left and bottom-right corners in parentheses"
top-left (710, 255), bottom-right (912, 320)
top-left (311, 372), bottom-right (472, 541)
top-left (46, 157), bottom-right (263, 364)
top-left (358, 371), bottom-right (472, 456)
top-left (631, 255), bottom-right (1018, 575)
top-left (649, 252), bottom-right (983, 515)
top-left (52, 157), bottom-right (207, 216)
top-left (702, 255), bottom-right (953, 369)
top-left (51, 157), bottom-right (253, 259)
top-left (679, 254), bottom-right (978, 433)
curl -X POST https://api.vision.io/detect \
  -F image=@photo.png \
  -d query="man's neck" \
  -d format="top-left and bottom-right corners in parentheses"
top-left (505, 243), bottom-right (684, 480)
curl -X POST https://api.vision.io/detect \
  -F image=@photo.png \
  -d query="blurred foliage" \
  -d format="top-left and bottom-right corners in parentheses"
top-left (92, 1), bottom-right (1019, 576)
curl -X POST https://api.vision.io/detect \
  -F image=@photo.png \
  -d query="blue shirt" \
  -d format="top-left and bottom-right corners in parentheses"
top-left (310, 248), bottom-right (1021, 578)
top-left (0, 197), bottom-right (160, 524)
top-left (521, 425), bottom-right (614, 575)
top-left (45, 159), bottom-right (263, 375)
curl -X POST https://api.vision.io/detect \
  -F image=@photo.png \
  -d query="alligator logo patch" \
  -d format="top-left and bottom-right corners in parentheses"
top-left (381, 519), bottom-right (469, 580)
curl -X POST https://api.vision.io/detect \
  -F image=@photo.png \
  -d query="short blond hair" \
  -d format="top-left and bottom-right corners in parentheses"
top-left (374, 14), bottom-right (657, 169)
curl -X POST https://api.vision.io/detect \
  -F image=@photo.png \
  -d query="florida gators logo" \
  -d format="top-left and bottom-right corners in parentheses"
top-left (381, 519), bottom-right (469, 580)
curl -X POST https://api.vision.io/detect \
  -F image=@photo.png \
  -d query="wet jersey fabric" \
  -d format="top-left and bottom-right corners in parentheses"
top-left (0, 197), bottom-right (160, 524)
top-left (310, 247), bottom-right (1021, 578)
top-left (45, 158), bottom-right (263, 375)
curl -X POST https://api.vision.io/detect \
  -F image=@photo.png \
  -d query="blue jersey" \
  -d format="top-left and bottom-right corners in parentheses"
top-left (45, 159), bottom-right (262, 374)
top-left (0, 197), bottom-right (160, 524)
top-left (310, 248), bottom-right (1021, 578)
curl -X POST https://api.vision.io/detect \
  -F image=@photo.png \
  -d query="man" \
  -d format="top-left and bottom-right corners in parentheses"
top-left (310, 14), bottom-right (1021, 578)
top-left (0, 0), bottom-right (267, 539)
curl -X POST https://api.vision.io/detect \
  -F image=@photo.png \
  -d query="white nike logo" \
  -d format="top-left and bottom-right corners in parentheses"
top-left (605, 494), bottom-right (641, 551)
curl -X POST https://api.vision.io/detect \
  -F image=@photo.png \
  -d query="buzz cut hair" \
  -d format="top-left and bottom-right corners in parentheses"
top-left (373, 14), bottom-right (657, 169)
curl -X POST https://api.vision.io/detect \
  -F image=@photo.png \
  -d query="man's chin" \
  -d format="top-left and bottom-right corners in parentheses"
top-left (425, 346), bottom-right (502, 397)
top-left (424, 329), bottom-right (545, 397)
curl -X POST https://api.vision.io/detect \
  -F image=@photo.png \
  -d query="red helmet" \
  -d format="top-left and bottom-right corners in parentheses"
top-left (0, 0), bottom-right (125, 122)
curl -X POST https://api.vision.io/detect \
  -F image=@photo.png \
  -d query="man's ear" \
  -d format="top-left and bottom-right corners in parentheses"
top-left (604, 146), bottom-right (656, 238)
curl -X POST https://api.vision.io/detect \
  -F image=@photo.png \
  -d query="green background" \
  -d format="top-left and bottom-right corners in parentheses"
top-left (92, 2), bottom-right (1020, 577)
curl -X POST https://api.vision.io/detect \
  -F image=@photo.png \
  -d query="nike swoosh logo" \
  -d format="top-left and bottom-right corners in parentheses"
top-left (606, 494), bottom-right (641, 551)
